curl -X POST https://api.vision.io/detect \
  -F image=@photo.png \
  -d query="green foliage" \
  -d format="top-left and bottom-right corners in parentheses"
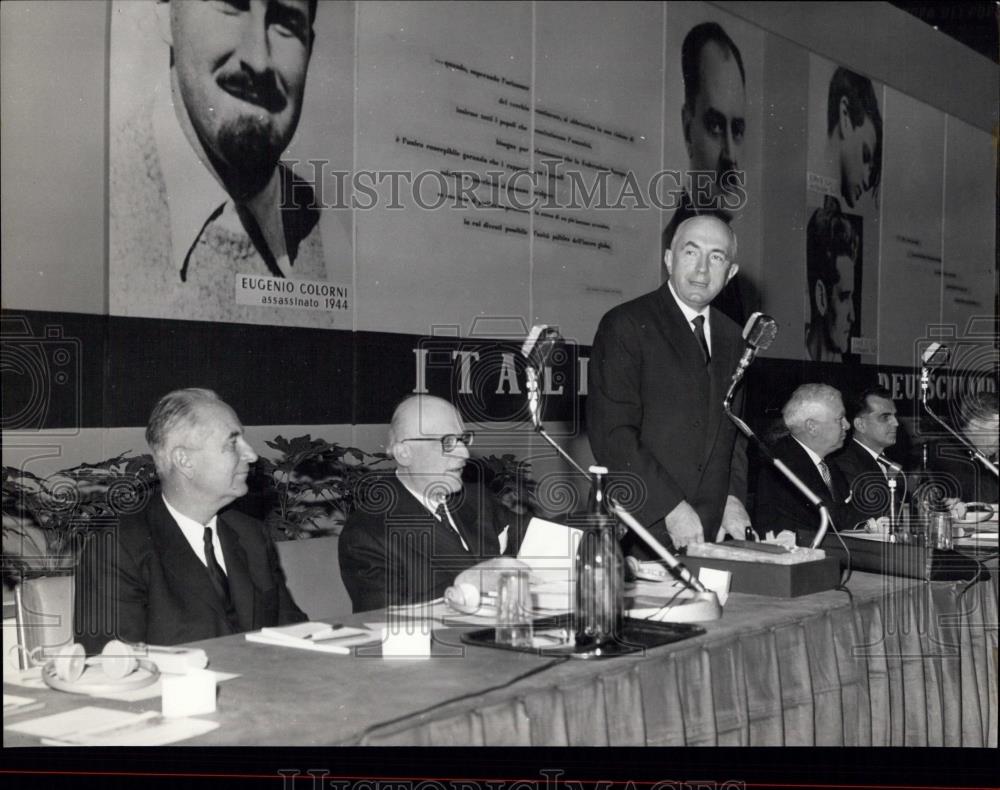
top-left (469, 453), bottom-right (538, 515)
top-left (248, 435), bottom-right (390, 540)
top-left (2, 452), bottom-right (157, 579)
top-left (2, 437), bottom-right (537, 578)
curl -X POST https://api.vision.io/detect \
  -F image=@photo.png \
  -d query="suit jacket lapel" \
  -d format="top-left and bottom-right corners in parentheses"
top-left (217, 513), bottom-right (253, 629)
top-left (701, 308), bottom-right (738, 466)
top-left (657, 285), bottom-right (711, 384)
top-left (785, 438), bottom-right (834, 504)
top-left (451, 490), bottom-right (499, 557)
top-left (149, 496), bottom-right (228, 619)
top-left (391, 478), bottom-right (469, 558)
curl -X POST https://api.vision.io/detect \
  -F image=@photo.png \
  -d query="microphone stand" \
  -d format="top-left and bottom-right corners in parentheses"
top-left (887, 476), bottom-right (897, 539)
top-left (524, 367), bottom-right (720, 621)
top-left (723, 366), bottom-right (834, 550)
top-left (920, 368), bottom-right (999, 477)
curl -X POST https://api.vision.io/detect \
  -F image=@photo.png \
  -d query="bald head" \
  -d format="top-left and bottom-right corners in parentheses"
top-left (389, 395), bottom-right (470, 498)
top-left (664, 215), bottom-right (739, 312)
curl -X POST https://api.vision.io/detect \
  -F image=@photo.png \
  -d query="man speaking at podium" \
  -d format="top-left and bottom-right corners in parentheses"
top-left (587, 215), bottom-right (751, 555)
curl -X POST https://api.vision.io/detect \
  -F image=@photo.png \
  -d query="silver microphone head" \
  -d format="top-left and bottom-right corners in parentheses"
top-left (521, 324), bottom-right (561, 370)
top-left (742, 313), bottom-right (778, 351)
top-left (921, 342), bottom-right (948, 368)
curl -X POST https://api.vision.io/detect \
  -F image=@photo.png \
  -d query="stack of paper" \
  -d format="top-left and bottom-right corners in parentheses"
top-left (245, 622), bottom-right (378, 654)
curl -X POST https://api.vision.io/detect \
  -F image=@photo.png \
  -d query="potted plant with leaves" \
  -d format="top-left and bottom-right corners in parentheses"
top-left (245, 434), bottom-right (390, 541)
top-left (1, 453), bottom-right (157, 666)
top-left (464, 453), bottom-right (540, 516)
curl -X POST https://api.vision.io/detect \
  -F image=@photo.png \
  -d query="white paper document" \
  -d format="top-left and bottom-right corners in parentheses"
top-left (5, 706), bottom-right (218, 746)
top-left (245, 621), bottom-right (378, 654)
top-left (516, 517), bottom-right (584, 584)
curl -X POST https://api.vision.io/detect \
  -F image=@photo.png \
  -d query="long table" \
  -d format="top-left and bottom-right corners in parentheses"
top-left (4, 571), bottom-right (996, 747)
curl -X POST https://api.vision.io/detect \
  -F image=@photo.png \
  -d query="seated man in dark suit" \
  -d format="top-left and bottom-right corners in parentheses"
top-left (339, 394), bottom-right (523, 612)
top-left (829, 385), bottom-right (904, 524)
top-left (755, 383), bottom-right (868, 544)
top-left (75, 389), bottom-right (305, 653)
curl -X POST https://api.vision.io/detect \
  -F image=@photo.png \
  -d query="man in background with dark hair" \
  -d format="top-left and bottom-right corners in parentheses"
top-left (662, 21), bottom-right (748, 324)
top-left (806, 198), bottom-right (859, 362)
top-left (824, 66), bottom-right (883, 209)
top-left (830, 385), bottom-right (902, 523)
top-left (75, 388), bottom-right (305, 653)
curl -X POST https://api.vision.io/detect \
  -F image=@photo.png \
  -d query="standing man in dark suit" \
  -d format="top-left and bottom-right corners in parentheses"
top-left (339, 395), bottom-right (523, 612)
top-left (588, 215), bottom-right (751, 555)
top-left (75, 389), bottom-right (305, 653)
top-left (754, 384), bottom-right (867, 543)
top-left (829, 385), bottom-right (902, 523)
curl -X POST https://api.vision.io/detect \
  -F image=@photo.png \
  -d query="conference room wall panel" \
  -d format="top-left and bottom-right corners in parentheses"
top-left (2, 1), bottom-right (996, 476)
top-left (877, 89), bottom-right (947, 368)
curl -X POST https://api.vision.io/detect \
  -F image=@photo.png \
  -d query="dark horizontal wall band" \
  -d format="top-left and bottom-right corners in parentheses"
top-left (3, 310), bottom-right (994, 433)
top-left (2, 310), bottom-right (354, 429)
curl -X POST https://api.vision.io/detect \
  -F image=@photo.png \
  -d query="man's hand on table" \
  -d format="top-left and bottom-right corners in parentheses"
top-left (716, 495), bottom-right (752, 542)
top-left (664, 501), bottom-right (705, 549)
top-left (453, 556), bottom-right (531, 594)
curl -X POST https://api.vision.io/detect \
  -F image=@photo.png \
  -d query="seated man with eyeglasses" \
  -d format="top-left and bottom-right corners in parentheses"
top-left (339, 394), bottom-right (526, 612)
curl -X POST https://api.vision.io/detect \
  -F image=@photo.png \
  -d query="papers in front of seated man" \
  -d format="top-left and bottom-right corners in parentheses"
top-left (245, 622), bottom-right (379, 654)
top-left (516, 517), bottom-right (584, 584)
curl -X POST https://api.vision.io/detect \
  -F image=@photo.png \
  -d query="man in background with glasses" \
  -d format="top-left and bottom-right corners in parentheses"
top-left (339, 395), bottom-right (525, 612)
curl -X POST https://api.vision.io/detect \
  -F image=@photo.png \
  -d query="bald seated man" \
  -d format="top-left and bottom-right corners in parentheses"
top-left (338, 395), bottom-right (526, 612)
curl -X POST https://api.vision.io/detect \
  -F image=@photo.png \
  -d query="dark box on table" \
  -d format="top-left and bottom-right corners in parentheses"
top-left (681, 555), bottom-right (842, 597)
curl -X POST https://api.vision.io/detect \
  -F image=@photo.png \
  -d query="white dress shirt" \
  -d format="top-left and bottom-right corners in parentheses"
top-left (668, 281), bottom-right (712, 355)
top-left (162, 494), bottom-right (228, 574)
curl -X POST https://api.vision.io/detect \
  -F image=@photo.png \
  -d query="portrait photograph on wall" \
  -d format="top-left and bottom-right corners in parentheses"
top-left (805, 197), bottom-right (864, 363)
top-left (805, 54), bottom-right (882, 362)
top-left (108, 0), bottom-right (354, 329)
top-left (661, 1), bottom-right (765, 328)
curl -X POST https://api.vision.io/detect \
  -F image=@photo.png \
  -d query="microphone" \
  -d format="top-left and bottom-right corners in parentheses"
top-left (725, 313), bottom-right (778, 409)
top-left (918, 341), bottom-right (999, 478)
top-left (521, 325), bottom-right (561, 428)
top-left (921, 342), bottom-right (948, 369)
top-left (521, 324), bottom-right (561, 371)
top-left (738, 312), bottom-right (777, 366)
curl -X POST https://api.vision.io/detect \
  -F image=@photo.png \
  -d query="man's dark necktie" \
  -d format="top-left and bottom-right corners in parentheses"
top-left (692, 315), bottom-right (710, 364)
top-left (203, 526), bottom-right (236, 622)
top-left (817, 460), bottom-right (835, 497)
top-left (877, 458), bottom-right (890, 479)
top-left (436, 501), bottom-right (469, 551)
